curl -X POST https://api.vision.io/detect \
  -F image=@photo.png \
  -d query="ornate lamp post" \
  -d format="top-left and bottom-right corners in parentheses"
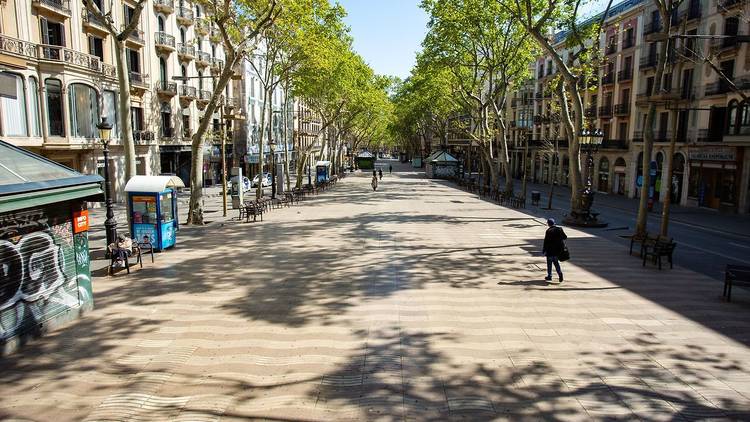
top-left (96, 117), bottom-right (117, 250)
top-left (269, 139), bottom-right (277, 199)
top-left (566, 128), bottom-right (607, 227)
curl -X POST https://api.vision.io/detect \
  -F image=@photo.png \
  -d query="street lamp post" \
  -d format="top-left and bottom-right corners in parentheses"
top-left (565, 128), bottom-right (607, 227)
top-left (96, 117), bottom-right (117, 252)
top-left (269, 139), bottom-right (277, 199)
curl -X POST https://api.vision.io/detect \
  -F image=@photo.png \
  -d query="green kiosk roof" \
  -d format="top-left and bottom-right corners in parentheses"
top-left (0, 140), bottom-right (104, 213)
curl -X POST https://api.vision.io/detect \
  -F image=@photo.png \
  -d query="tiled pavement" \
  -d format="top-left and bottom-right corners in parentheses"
top-left (2, 163), bottom-right (750, 421)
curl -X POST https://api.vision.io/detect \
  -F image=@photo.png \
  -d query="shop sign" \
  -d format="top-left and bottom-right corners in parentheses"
top-left (72, 210), bottom-right (89, 233)
top-left (688, 147), bottom-right (736, 162)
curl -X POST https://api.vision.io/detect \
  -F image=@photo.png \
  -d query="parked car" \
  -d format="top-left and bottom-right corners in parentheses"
top-left (251, 173), bottom-right (272, 187)
top-left (229, 176), bottom-right (251, 193)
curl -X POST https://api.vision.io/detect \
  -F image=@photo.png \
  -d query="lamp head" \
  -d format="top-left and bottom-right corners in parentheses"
top-left (97, 117), bottom-right (113, 141)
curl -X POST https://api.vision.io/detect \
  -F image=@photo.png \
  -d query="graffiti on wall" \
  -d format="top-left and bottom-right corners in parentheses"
top-left (0, 206), bottom-right (90, 340)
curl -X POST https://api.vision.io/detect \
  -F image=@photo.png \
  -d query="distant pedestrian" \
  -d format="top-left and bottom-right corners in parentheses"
top-left (371, 175), bottom-right (378, 191)
top-left (389, 164), bottom-right (392, 174)
top-left (378, 168), bottom-right (383, 180)
top-left (542, 218), bottom-right (567, 282)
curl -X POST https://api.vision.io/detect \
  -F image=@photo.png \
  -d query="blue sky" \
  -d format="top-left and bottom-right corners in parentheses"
top-left (338, 0), bottom-right (429, 79)
top-left (337, 0), bottom-right (615, 80)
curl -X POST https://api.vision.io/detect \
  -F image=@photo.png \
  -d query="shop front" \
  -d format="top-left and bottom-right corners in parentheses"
top-left (613, 157), bottom-right (627, 195)
top-left (687, 146), bottom-right (741, 211)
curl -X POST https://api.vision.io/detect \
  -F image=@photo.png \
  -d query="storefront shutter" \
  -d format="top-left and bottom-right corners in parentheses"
top-left (0, 207), bottom-right (81, 339)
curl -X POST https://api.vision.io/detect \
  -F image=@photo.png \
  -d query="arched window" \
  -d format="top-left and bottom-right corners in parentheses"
top-left (181, 65), bottom-right (187, 80)
top-left (28, 76), bottom-right (41, 137)
top-left (195, 5), bottom-right (202, 18)
top-left (197, 36), bottom-right (203, 52)
top-left (211, 44), bottom-right (216, 58)
top-left (159, 57), bottom-right (167, 88)
top-left (180, 27), bottom-right (186, 44)
top-left (198, 70), bottom-right (203, 90)
top-left (728, 99), bottom-right (739, 134)
top-left (45, 78), bottom-right (64, 136)
top-left (158, 16), bottom-right (165, 32)
top-left (68, 83), bottom-right (99, 138)
top-left (0, 73), bottom-right (28, 136)
top-left (740, 101), bottom-right (750, 135)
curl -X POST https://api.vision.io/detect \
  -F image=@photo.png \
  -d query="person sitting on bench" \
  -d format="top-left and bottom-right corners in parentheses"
top-left (111, 235), bottom-right (132, 268)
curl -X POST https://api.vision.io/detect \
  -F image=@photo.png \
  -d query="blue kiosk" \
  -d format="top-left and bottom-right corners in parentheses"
top-left (124, 175), bottom-right (184, 251)
top-left (316, 160), bottom-right (332, 184)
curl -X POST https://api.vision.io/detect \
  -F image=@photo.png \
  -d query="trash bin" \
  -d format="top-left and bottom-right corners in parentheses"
top-left (531, 190), bottom-right (541, 206)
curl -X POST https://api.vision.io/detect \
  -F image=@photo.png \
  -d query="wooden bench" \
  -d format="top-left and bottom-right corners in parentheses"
top-left (642, 239), bottom-right (676, 270)
top-left (724, 264), bottom-right (750, 302)
top-left (243, 202), bottom-right (263, 222)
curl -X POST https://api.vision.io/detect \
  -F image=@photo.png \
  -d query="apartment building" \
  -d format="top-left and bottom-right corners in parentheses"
top-left (508, 0), bottom-right (750, 213)
top-left (233, 55), bottom-right (297, 183)
top-left (0, 0), bottom-right (236, 201)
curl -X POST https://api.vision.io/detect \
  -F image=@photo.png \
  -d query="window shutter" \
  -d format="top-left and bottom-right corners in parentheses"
top-left (40, 17), bottom-right (49, 44)
top-left (60, 24), bottom-right (66, 47)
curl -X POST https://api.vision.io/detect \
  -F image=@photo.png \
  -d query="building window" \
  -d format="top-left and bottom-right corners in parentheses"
top-left (29, 76), bottom-right (41, 137)
top-left (159, 57), bottom-right (167, 88)
top-left (45, 78), bottom-right (64, 136)
top-left (40, 18), bottom-right (65, 47)
top-left (88, 35), bottom-right (104, 60)
top-left (158, 16), bottom-right (165, 32)
top-left (68, 83), bottom-right (99, 138)
top-left (198, 70), bottom-right (204, 90)
top-left (0, 73), bottom-right (28, 136)
top-left (131, 106), bottom-right (144, 132)
top-left (161, 102), bottom-right (172, 138)
top-left (182, 113), bottom-right (190, 138)
top-left (739, 102), bottom-right (750, 135)
top-left (103, 90), bottom-right (118, 137)
top-left (727, 100), bottom-right (738, 135)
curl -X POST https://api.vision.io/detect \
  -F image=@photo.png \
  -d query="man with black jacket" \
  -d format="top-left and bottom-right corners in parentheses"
top-left (542, 218), bottom-right (567, 282)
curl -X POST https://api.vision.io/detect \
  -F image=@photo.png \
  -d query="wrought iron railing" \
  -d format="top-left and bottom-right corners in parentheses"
top-left (154, 31), bottom-right (175, 48)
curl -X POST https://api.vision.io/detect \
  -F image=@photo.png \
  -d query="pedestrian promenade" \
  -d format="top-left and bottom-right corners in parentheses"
top-left (1, 162), bottom-right (749, 421)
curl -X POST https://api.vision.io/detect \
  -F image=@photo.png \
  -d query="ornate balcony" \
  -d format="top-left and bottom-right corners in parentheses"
top-left (129, 71), bottom-right (149, 95)
top-left (176, 6), bottom-right (194, 24)
top-left (211, 57), bottom-right (224, 71)
top-left (154, 31), bottom-right (176, 52)
top-left (0, 35), bottom-right (40, 60)
top-left (125, 27), bottom-right (145, 47)
top-left (40, 44), bottom-right (102, 72)
top-left (584, 106), bottom-right (597, 118)
top-left (196, 51), bottom-right (211, 67)
top-left (156, 80), bottom-right (177, 97)
top-left (177, 43), bottom-right (195, 60)
top-left (32, 0), bottom-right (70, 18)
top-left (711, 37), bottom-right (740, 57)
top-left (197, 90), bottom-right (212, 108)
top-left (210, 28), bottom-right (222, 42)
top-left (606, 43), bottom-right (617, 55)
top-left (601, 139), bottom-right (628, 149)
top-left (598, 105), bottom-right (613, 118)
top-left (718, 0), bottom-right (742, 13)
top-left (617, 68), bottom-right (633, 83)
top-left (154, 0), bottom-right (174, 14)
top-left (195, 19), bottom-right (210, 36)
top-left (179, 85), bottom-right (197, 100)
top-left (614, 103), bottom-right (630, 116)
top-left (705, 81), bottom-right (731, 96)
top-left (639, 54), bottom-right (658, 70)
top-left (81, 10), bottom-right (107, 35)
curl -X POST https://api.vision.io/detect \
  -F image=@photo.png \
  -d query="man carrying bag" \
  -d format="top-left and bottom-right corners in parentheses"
top-left (542, 218), bottom-right (568, 282)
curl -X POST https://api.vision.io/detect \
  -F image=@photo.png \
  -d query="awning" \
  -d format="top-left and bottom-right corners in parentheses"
top-left (0, 140), bottom-right (104, 212)
top-left (124, 175), bottom-right (185, 193)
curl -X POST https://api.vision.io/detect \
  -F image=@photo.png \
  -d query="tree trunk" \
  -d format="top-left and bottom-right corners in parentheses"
top-left (636, 20), bottom-right (670, 235)
top-left (113, 41), bottom-right (136, 181)
top-left (522, 139), bottom-right (528, 199)
top-left (188, 57), bottom-right (237, 224)
top-left (660, 108), bottom-right (679, 236)
top-left (283, 83), bottom-right (291, 191)
top-left (255, 89), bottom-right (269, 199)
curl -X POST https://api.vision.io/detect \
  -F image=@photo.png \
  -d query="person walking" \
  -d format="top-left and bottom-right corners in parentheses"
top-left (371, 175), bottom-right (378, 191)
top-left (389, 164), bottom-right (393, 175)
top-left (378, 168), bottom-right (383, 180)
top-left (542, 218), bottom-right (567, 282)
